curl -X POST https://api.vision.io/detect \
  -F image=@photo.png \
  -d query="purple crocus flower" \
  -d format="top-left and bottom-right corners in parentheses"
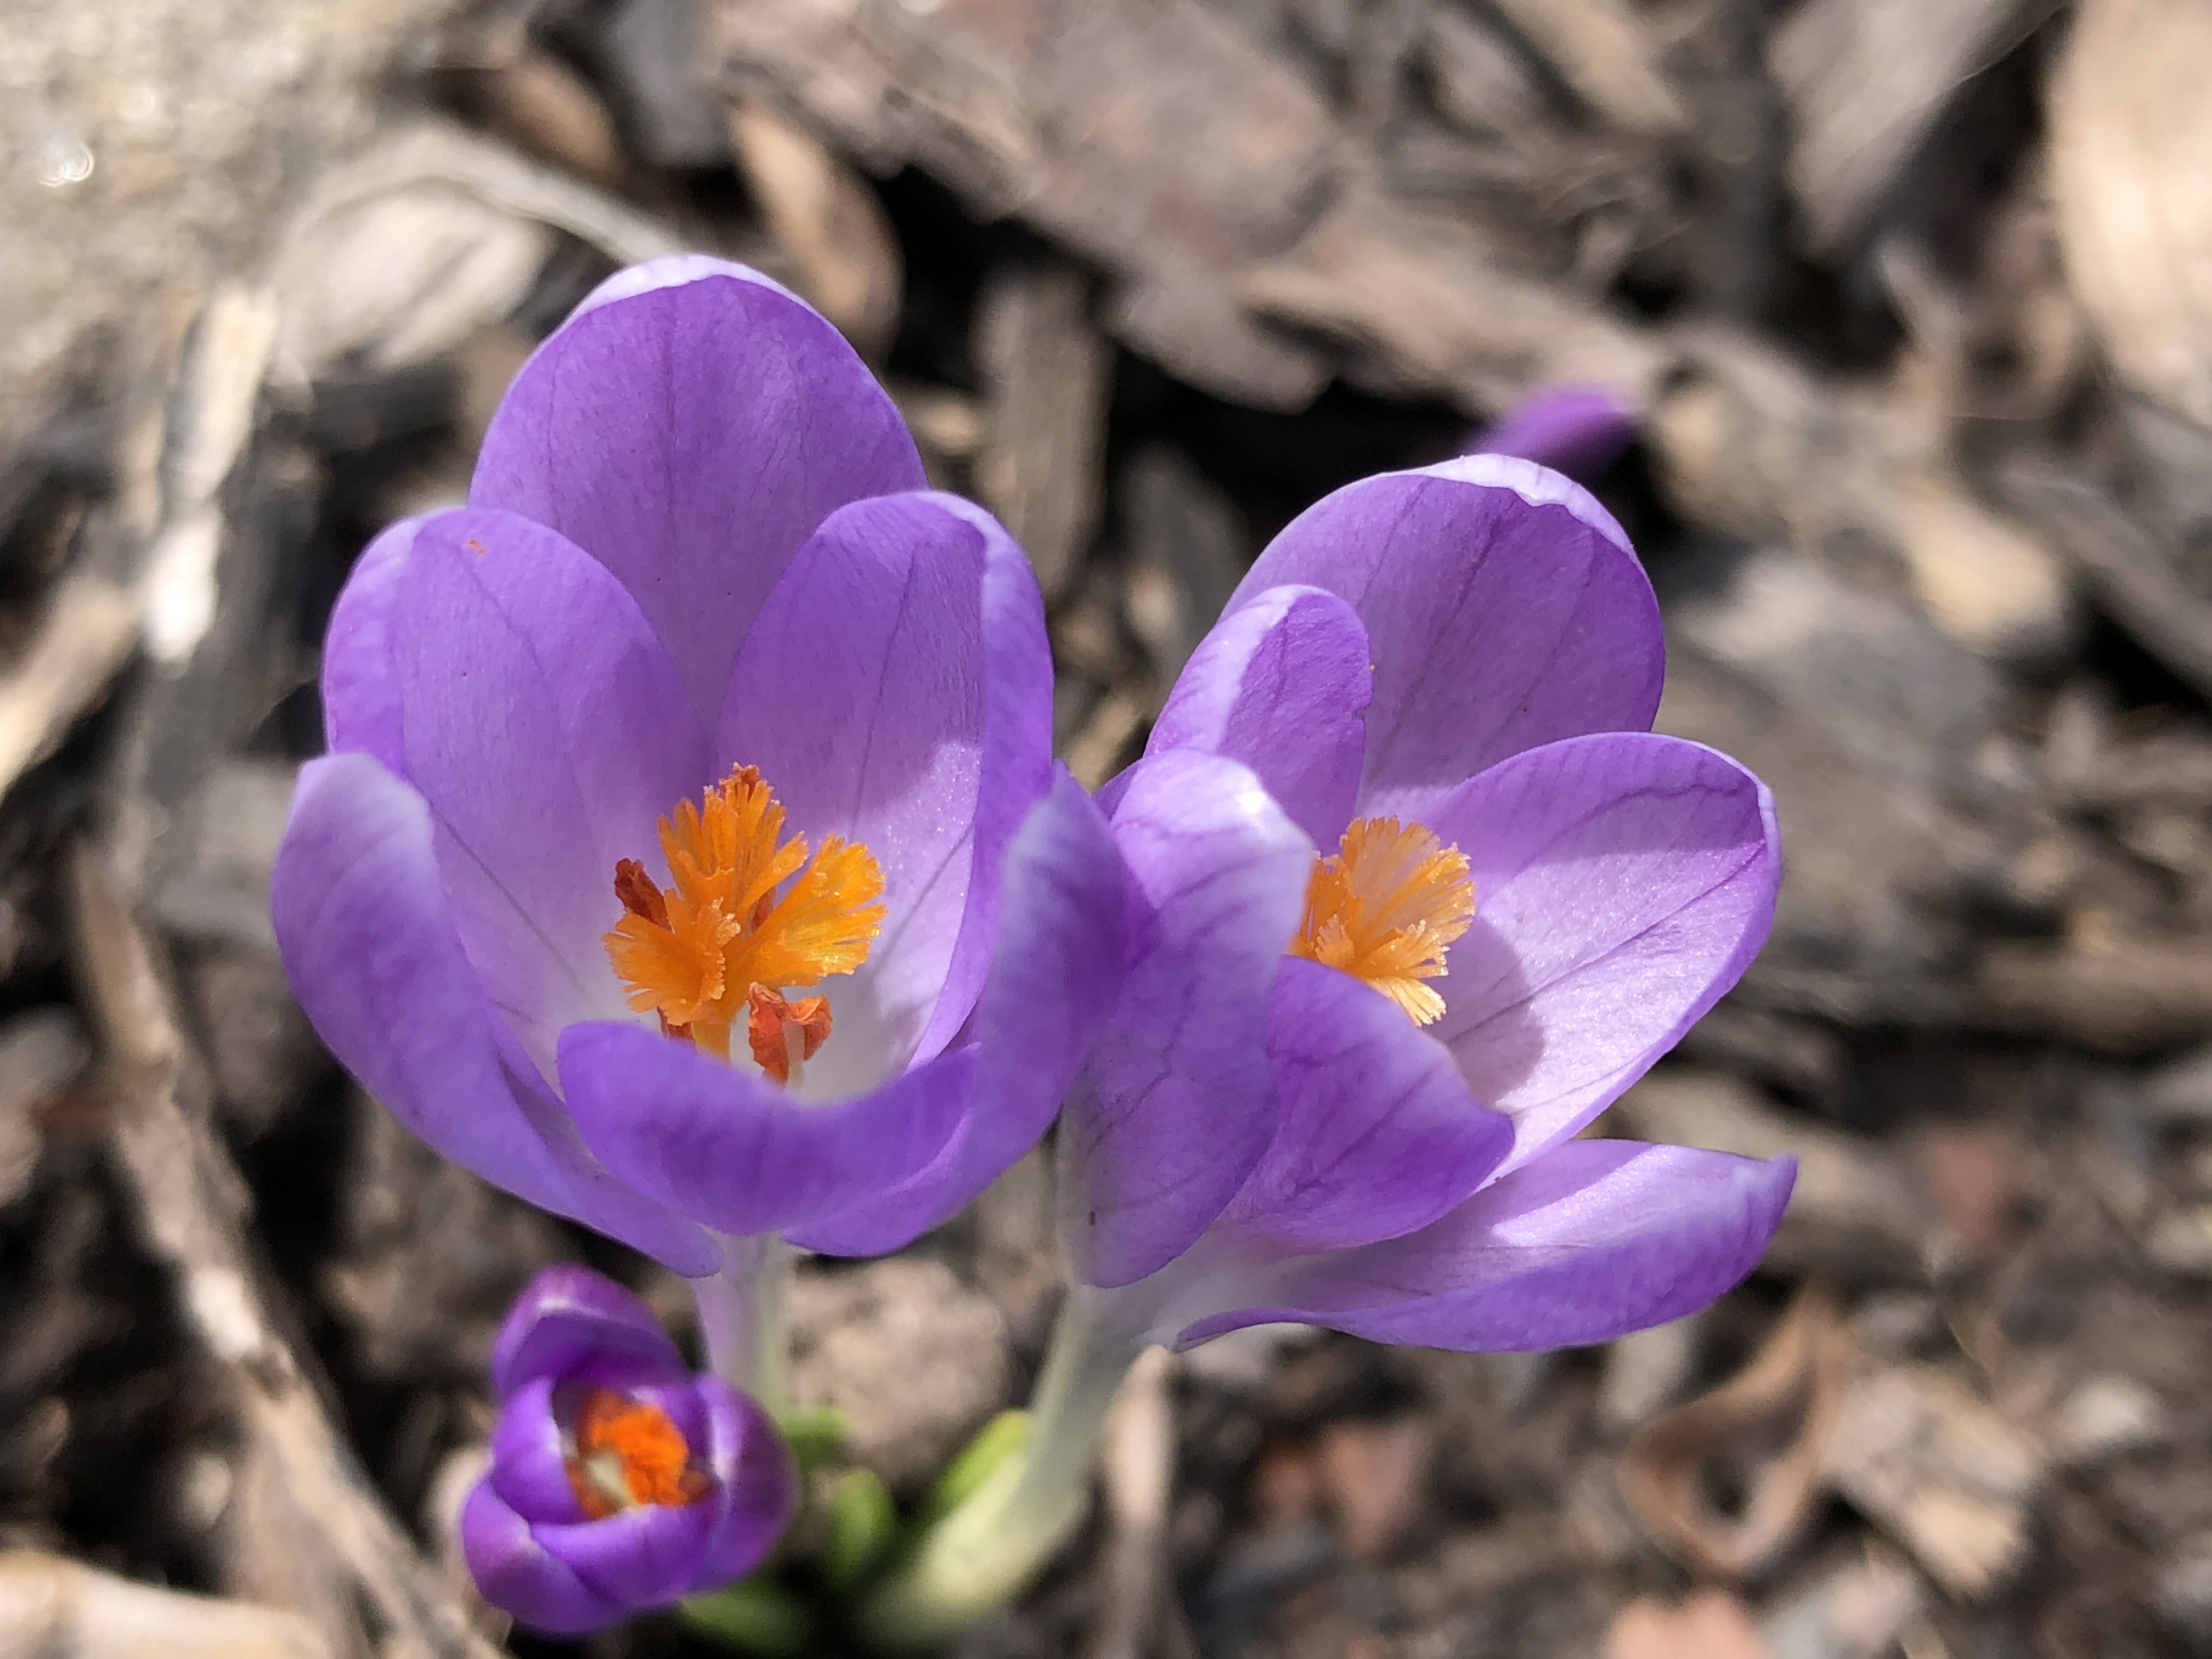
top-left (861, 456), bottom-right (1795, 1643)
top-left (1469, 384), bottom-right (1638, 482)
top-left (461, 1265), bottom-right (795, 1633)
top-left (270, 258), bottom-right (1124, 1355)
top-left (1070, 454), bottom-right (1792, 1352)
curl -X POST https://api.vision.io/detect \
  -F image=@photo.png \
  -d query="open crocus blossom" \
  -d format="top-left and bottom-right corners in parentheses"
top-left (865, 456), bottom-right (1793, 1641)
top-left (461, 1266), bottom-right (795, 1633)
top-left (271, 258), bottom-right (1125, 1391)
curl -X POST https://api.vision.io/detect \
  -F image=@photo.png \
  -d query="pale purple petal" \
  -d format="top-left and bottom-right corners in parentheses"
top-left (492, 1265), bottom-right (684, 1397)
top-left (693, 1378), bottom-right (798, 1587)
top-left (496, 1049), bottom-right (725, 1274)
top-left (558, 1023), bottom-right (973, 1237)
top-left (319, 514), bottom-right (418, 772)
top-left (471, 257), bottom-right (926, 721)
top-left (1227, 457), bottom-right (1663, 817)
top-left (270, 756), bottom-right (590, 1229)
top-left (792, 770), bottom-right (1125, 1255)
top-left (461, 1480), bottom-right (625, 1634)
top-left (272, 755), bottom-right (719, 1273)
top-left (1470, 386), bottom-right (1637, 482)
top-left (1421, 732), bottom-right (1781, 1174)
top-left (1147, 585), bottom-right (1371, 848)
top-left (487, 1375), bottom-right (589, 1523)
top-left (716, 492), bottom-right (1050, 1088)
top-left (1215, 958), bottom-right (1511, 1254)
top-left (1064, 752), bottom-right (1312, 1290)
top-left (532, 1498), bottom-right (718, 1612)
top-left (1176, 1141), bottom-right (1796, 1351)
top-left (385, 506), bottom-right (706, 1081)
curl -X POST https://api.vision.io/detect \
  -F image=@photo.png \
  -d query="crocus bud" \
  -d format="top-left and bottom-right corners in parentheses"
top-left (1468, 384), bottom-right (1637, 482)
top-left (460, 1266), bottom-right (796, 1634)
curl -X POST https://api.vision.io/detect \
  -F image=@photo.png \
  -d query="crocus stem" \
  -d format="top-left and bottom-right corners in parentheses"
top-left (857, 1284), bottom-right (1153, 1648)
top-left (693, 1233), bottom-right (793, 1413)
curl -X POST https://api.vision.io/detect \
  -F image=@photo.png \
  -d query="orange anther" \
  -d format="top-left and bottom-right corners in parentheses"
top-left (564, 1387), bottom-right (712, 1519)
top-left (1288, 816), bottom-right (1476, 1025)
top-left (603, 766), bottom-right (885, 1068)
top-left (613, 858), bottom-right (670, 928)
top-left (746, 985), bottom-right (833, 1087)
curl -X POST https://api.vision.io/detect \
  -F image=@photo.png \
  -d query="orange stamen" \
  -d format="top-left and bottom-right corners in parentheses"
top-left (746, 985), bottom-right (833, 1087)
top-left (564, 1387), bottom-right (713, 1520)
top-left (1288, 816), bottom-right (1476, 1025)
top-left (604, 766), bottom-right (886, 1073)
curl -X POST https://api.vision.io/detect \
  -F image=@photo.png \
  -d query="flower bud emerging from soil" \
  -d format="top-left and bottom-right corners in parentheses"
top-left (460, 1265), bottom-right (795, 1634)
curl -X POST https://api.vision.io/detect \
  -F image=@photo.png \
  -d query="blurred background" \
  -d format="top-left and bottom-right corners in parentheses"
top-left (3, 0), bottom-right (2211, 1655)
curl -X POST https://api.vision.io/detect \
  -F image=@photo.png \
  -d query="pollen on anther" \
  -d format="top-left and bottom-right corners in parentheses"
top-left (565, 1387), bottom-right (712, 1519)
top-left (1289, 816), bottom-right (1476, 1025)
top-left (603, 766), bottom-right (886, 1066)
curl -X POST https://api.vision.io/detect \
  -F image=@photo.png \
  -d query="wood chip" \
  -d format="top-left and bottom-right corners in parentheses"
top-left (729, 101), bottom-right (903, 362)
top-left (710, 0), bottom-right (1337, 407)
top-left (1483, 0), bottom-right (1685, 137)
top-left (0, 1549), bottom-right (331, 1659)
top-left (1771, 0), bottom-right (2054, 253)
top-left (2047, 0), bottom-right (2212, 431)
top-left (1972, 932), bottom-right (2212, 1054)
top-left (1314, 1419), bottom-right (1432, 1561)
top-left (272, 120), bottom-right (681, 377)
top-left (0, 572), bottom-right (139, 804)
top-left (1620, 1288), bottom-right (1853, 1579)
top-left (977, 261), bottom-right (1110, 602)
top-left (1607, 1589), bottom-right (1774, 1659)
top-left (1822, 1364), bottom-right (2045, 1599)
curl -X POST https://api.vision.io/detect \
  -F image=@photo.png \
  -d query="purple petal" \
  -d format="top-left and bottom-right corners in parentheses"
top-left (492, 1265), bottom-right (685, 1397)
top-left (715, 492), bottom-right (1051, 1088)
top-left (1214, 958), bottom-right (1511, 1254)
top-left (1227, 457), bottom-right (1663, 817)
top-left (792, 770), bottom-right (1126, 1255)
top-left (1469, 386), bottom-right (1637, 482)
top-left (488, 1375), bottom-right (589, 1525)
top-left (625, 1381), bottom-right (712, 1462)
top-left (692, 1378), bottom-right (799, 1588)
top-left (1064, 752), bottom-right (1312, 1290)
top-left (461, 1480), bottom-right (626, 1634)
top-left (319, 514), bottom-right (419, 773)
top-left (270, 757), bottom-right (588, 1226)
top-left (1177, 1140), bottom-right (1796, 1351)
top-left (385, 506), bottom-right (706, 1081)
top-left (1422, 732), bottom-right (1781, 1174)
top-left (471, 257), bottom-right (926, 721)
top-left (558, 1023), bottom-right (973, 1237)
top-left (273, 755), bottom-right (718, 1273)
top-left (1147, 585), bottom-right (1372, 848)
top-left (496, 1048), bottom-right (725, 1274)
top-left (532, 1496), bottom-right (719, 1612)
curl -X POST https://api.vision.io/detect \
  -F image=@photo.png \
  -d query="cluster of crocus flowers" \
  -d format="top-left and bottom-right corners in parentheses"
top-left (273, 253), bottom-right (1792, 1641)
top-left (462, 1267), bottom-right (795, 1632)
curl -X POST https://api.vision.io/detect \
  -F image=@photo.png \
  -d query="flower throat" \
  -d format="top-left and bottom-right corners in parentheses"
top-left (603, 766), bottom-right (886, 1086)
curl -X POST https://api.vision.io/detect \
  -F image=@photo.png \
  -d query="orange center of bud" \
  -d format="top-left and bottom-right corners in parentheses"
top-left (603, 765), bottom-right (887, 1082)
top-left (1288, 816), bottom-right (1477, 1025)
top-left (564, 1386), bottom-right (713, 1520)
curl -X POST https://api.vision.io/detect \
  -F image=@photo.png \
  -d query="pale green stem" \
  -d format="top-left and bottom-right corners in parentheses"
top-left (858, 1284), bottom-right (1154, 1649)
top-left (692, 1233), bottom-right (793, 1413)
